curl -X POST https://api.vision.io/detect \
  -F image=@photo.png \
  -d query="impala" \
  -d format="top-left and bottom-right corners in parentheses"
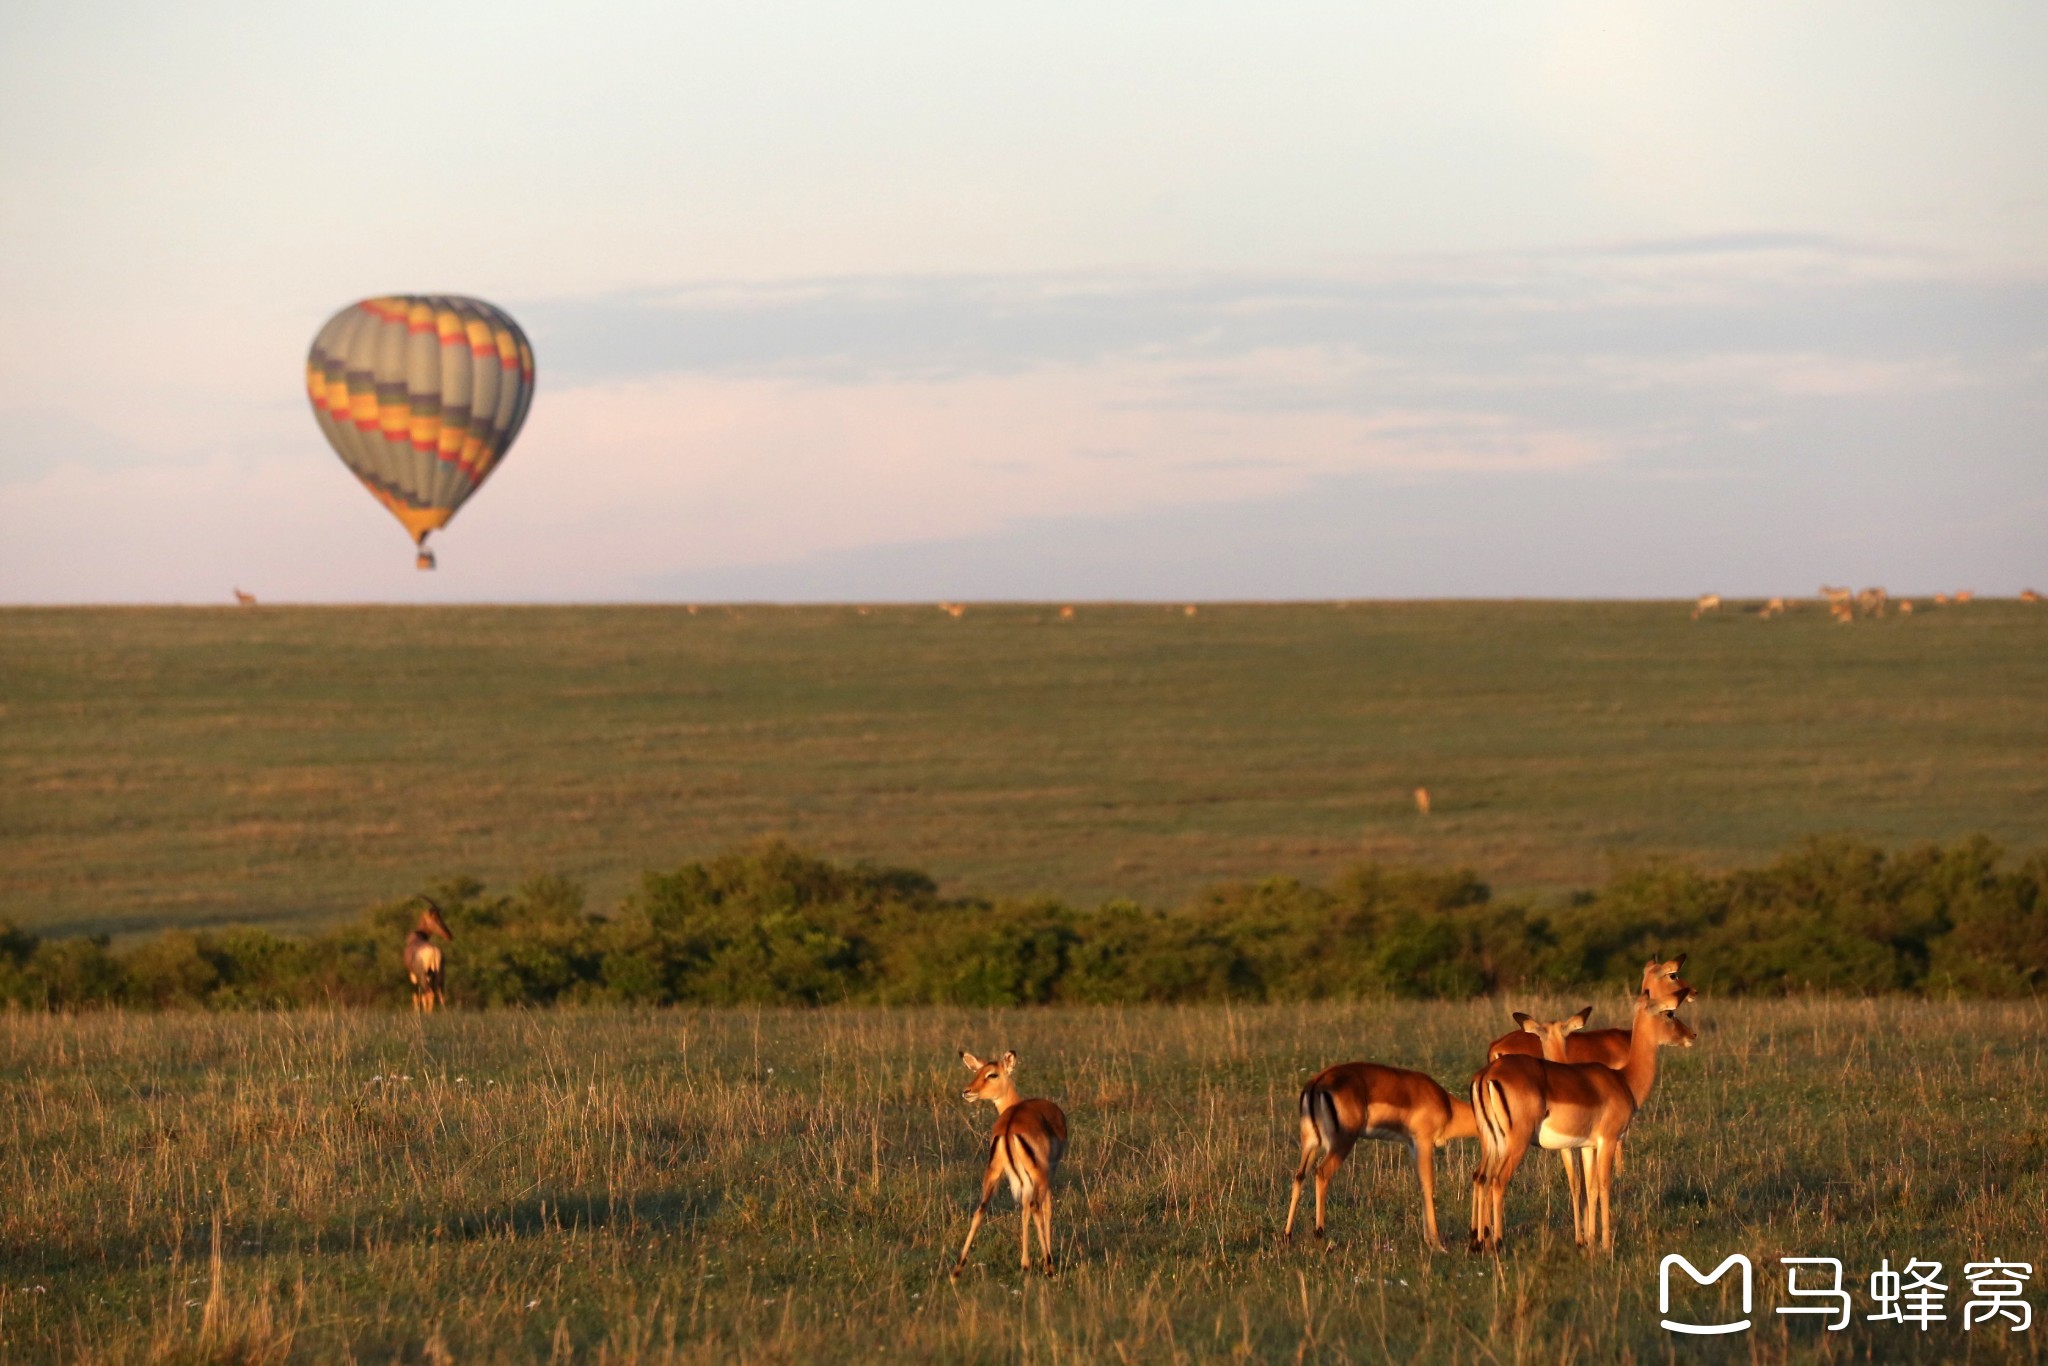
top-left (1283, 1062), bottom-right (1476, 1250)
top-left (404, 897), bottom-right (453, 1013)
top-left (1485, 956), bottom-right (1695, 1065)
top-left (1468, 994), bottom-right (1696, 1252)
top-left (952, 1051), bottom-right (1067, 1279)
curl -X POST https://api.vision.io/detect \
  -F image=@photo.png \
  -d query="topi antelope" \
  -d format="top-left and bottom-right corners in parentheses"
top-left (1468, 993), bottom-right (1696, 1252)
top-left (232, 588), bottom-right (257, 606)
top-left (404, 897), bottom-right (453, 1012)
top-left (1691, 594), bottom-right (1721, 620)
top-left (1284, 1062), bottom-right (1476, 1250)
top-left (952, 1051), bottom-right (1067, 1278)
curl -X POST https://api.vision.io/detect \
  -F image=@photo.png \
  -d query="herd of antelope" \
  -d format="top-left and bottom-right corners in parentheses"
top-left (393, 900), bottom-right (1695, 1274)
top-left (1696, 587), bottom-right (2042, 622)
top-left (952, 955), bottom-right (1698, 1278)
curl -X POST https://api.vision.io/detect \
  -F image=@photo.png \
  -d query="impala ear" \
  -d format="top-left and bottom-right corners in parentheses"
top-left (999, 1050), bottom-right (1018, 1076)
top-left (1513, 1012), bottom-right (1538, 1033)
top-left (1672, 952), bottom-right (1687, 971)
top-left (1569, 1006), bottom-right (1592, 1030)
top-left (960, 1051), bottom-right (984, 1071)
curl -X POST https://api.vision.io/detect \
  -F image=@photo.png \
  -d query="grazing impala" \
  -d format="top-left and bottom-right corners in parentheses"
top-left (952, 1051), bottom-right (1067, 1279)
top-left (1691, 594), bottom-right (1721, 620)
top-left (1283, 1062), bottom-right (1476, 1250)
top-left (404, 898), bottom-right (453, 1012)
top-left (1486, 956), bottom-right (1695, 1065)
top-left (1468, 994), bottom-right (1696, 1252)
top-left (1413, 786), bottom-right (1432, 816)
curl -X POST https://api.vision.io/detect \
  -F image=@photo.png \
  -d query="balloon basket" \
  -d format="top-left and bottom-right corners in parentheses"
top-left (415, 550), bottom-right (437, 571)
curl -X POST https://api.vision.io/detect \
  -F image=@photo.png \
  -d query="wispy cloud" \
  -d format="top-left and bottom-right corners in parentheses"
top-left (2, 244), bottom-right (2042, 601)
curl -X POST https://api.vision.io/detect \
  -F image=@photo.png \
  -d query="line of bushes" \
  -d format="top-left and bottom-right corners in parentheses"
top-left (2, 835), bottom-right (2043, 1010)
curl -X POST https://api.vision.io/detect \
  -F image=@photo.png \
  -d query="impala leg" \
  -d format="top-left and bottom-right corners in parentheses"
top-left (1561, 1148), bottom-right (1585, 1245)
top-left (1036, 1188), bottom-right (1056, 1276)
top-left (1313, 1151), bottom-right (1345, 1240)
top-left (1019, 1182), bottom-right (1035, 1270)
top-left (1482, 1132), bottom-right (1529, 1252)
top-left (1594, 1143), bottom-right (1616, 1252)
top-left (1284, 1123), bottom-right (1320, 1239)
top-left (952, 1171), bottom-right (1001, 1279)
top-left (1469, 1153), bottom-right (1494, 1251)
top-left (1414, 1140), bottom-right (1444, 1252)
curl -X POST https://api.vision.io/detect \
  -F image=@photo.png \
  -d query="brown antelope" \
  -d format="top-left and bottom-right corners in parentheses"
top-left (1058, 604), bottom-right (1075, 620)
top-left (404, 897), bottom-right (453, 1012)
top-left (1469, 994), bottom-right (1696, 1253)
top-left (1897, 599), bottom-right (1913, 616)
top-left (1857, 587), bottom-right (1888, 618)
top-left (2021, 589), bottom-right (2041, 604)
top-left (1283, 1063), bottom-right (1476, 1250)
top-left (1485, 955), bottom-right (1695, 1066)
top-left (1183, 604), bottom-right (1199, 617)
top-left (1830, 599), bottom-right (1855, 624)
top-left (1934, 593), bottom-right (1949, 605)
top-left (1413, 786), bottom-right (1432, 816)
top-left (940, 602), bottom-right (966, 618)
top-left (1759, 597), bottom-right (1786, 619)
top-left (1690, 594), bottom-right (1721, 620)
top-left (1956, 590), bottom-right (1974, 603)
top-left (952, 1051), bottom-right (1067, 1279)
top-left (232, 588), bottom-right (257, 606)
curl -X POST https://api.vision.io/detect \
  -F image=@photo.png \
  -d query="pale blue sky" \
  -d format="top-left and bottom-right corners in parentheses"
top-left (1, 2), bottom-right (2042, 600)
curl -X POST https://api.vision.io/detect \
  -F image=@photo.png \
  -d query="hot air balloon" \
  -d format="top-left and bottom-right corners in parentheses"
top-left (306, 296), bottom-right (534, 569)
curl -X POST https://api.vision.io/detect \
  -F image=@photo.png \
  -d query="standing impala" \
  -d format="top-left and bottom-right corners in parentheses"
top-left (404, 897), bottom-right (453, 1013)
top-left (1468, 993), bottom-right (1695, 1253)
top-left (1486, 956), bottom-right (1695, 1065)
top-left (1283, 1062), bottom-right (1476, 1250)
top-left (952, 1051), bottom-right (1068, 1279)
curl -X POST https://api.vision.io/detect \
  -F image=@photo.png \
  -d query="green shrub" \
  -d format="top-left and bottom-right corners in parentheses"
top-left (6, 836), bottom-right (2044, 1009)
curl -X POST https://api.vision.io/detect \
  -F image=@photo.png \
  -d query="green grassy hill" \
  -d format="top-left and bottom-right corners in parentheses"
top-left (3, 600), bottom-right (2043, 937)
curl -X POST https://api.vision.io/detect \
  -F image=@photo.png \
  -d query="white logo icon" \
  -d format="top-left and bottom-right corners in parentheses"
top-left (1661, 1254), bottom-right (1754, 1336)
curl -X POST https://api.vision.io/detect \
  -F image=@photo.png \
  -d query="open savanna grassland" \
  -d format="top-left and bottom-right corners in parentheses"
top-left (4, 600), bottom-right (2046, 937)
top-left (1, 1000), bottom-right (2044, 1363)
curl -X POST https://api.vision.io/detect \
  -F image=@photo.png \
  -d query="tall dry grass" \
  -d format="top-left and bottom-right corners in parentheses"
top-left (1, 999), bottom-right (2043, 1361)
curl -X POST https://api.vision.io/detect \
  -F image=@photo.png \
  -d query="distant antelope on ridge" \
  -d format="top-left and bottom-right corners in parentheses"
top-left (404, 897), bottom-right (453, 1012)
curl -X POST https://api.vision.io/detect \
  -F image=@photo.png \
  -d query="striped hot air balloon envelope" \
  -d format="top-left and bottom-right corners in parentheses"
top-left (306, 296), bottom-right (534, 569)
